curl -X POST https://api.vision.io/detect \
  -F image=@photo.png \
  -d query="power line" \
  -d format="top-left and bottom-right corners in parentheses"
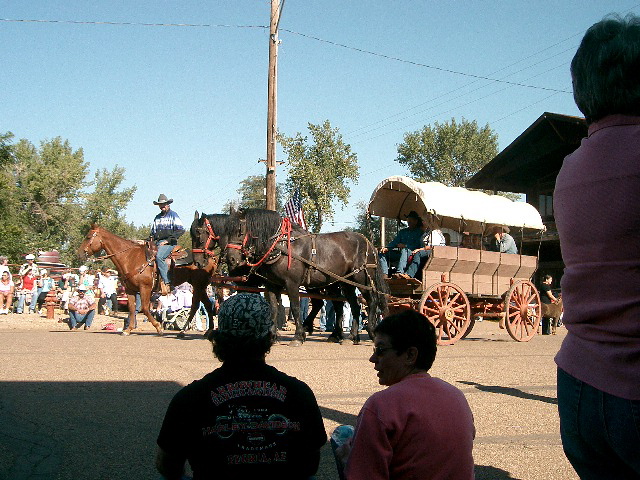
top-left (0, 18), bottom-right (268, 29)
top-left (280, 28), bottom-right (571, 94)
top-left (1, 17), bottom-right (568, 94)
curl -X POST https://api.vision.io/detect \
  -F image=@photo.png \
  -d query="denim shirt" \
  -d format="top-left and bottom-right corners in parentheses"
top-left (387, 227), bottom-right (424, 251)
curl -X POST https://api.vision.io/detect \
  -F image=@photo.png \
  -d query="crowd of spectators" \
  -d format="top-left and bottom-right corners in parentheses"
top-left (0, 255), bottom-right (126, 319)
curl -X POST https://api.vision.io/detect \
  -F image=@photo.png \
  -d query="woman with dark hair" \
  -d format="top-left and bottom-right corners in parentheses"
top-left (554, 13), bottom-right (640, 479)
top-left (337, 310), bottom-right (475, 479)
top-left (156, 293), bottom-right (326, 480)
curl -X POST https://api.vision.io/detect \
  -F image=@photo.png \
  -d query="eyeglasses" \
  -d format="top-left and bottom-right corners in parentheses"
top-left (372, 346), bottom-right (394, 356)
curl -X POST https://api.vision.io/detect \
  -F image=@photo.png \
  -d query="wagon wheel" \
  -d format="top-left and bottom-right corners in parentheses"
top-left (503, 280), bottom-right (541, 342)
top-left (173, 309), bottom-right (191, 332)
top-left (419, 282), bottom-right (471, 345)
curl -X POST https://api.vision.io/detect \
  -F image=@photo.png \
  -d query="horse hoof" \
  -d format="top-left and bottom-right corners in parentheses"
top-left (177, 331), bottom-right (185, 339)
top-left (156, 328), bottom-right (164, 336)
top-left (121, 330), bottom-right (130, 336)
top-left (327, 335), bottom-right (341, 343)
top-left (289, 339), bottom-right (303, 347)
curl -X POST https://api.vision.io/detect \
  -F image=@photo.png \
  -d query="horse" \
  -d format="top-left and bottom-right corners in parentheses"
top-left (79, 224), bottom-right (214, 337)
top-left (222, 208), bottom-right (388, 346)
top-left (170, 257), bottom-right (217, 336)
top-left (190, 211), bottom-right (289, 334)
top-left (78, 225), bottom-right (164, 335)
top-left (541, 297), bottom-right (563, 335)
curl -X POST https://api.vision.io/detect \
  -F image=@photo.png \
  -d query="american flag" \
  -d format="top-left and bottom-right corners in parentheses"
top-left (284, 189), bottom-right (307, 229)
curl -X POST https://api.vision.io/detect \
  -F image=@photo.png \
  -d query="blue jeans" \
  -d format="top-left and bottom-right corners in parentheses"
top-left (405, 249), bottom-right (430, 278)
top-left (156, 244), bottom-right (174, 284)
top-left (557, 367), bottom-right (640, 479)
top-left (69, 310), bottom-right (95, 329)
top-left (30, 288), bottom-right (40, 312)
top-left (16, 293), bottom-right (27, 313)
top-left (300, 296), bottom-right (310, 322)
top-left (320, 301), bottom-right (335, 331)
top-left (379, 248), bottom-right (411, 275)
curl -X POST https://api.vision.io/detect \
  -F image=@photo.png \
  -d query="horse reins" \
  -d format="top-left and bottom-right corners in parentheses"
top-left (84, 229), bottom-right (146, 266)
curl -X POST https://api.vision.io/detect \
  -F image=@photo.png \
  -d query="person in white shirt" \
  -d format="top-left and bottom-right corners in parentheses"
top-left (98, 268), bottom-right (119, 315)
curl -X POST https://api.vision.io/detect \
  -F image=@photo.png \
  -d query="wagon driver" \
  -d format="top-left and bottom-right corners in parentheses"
top-left (149, 194), bottom-right (185, 295)
top-left (379, 210), bottom-right (424, 277)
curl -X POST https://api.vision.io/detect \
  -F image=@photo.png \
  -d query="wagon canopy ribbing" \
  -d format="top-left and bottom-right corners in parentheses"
top-left (368, 176), bottom-right (544, 234)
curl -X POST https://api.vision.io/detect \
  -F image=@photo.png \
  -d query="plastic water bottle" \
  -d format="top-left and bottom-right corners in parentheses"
top-left (331, 425), bottom-right (355, 447)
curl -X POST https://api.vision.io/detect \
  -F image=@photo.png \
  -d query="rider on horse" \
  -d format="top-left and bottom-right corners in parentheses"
top-left (150, 194), bottom-right (185, 294)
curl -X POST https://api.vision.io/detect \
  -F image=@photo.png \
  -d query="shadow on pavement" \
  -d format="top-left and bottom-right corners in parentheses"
top-left (0, 380), bottom-right (181, 480)
top-left (476, 464), bottom-right (523, 479)
top-left (459, 380), bottom-right (557, 405)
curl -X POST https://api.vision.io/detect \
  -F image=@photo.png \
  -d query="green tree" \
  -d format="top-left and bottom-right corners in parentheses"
top-left (11, 137), bottom-right (88, 262)
top-left (237, 175), bottom-right (284, 211)
top-left (81, 166), bottom-right (137, 235)
top-left (351, 201), bottom-right (402, 247)
top-left (278, 120), bottom-right (359, 232)
top-left (396, 118), bottom-right (499, 187)
top-left (0, 132), bottom-right (25, 261)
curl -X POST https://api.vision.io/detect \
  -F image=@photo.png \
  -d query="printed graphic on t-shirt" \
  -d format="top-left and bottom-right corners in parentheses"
top-left (203, 381), bottom-right (301, 466)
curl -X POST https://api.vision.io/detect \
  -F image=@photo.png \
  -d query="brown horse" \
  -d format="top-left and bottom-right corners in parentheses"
top-left (78, 225), bottom-right (164, 335)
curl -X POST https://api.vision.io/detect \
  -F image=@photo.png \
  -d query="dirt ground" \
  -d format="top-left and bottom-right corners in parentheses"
top-left (0, 309), bottom-right (578, 480)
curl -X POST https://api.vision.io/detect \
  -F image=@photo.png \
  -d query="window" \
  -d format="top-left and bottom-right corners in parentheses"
top-left (538, 194), bottom-right (554, 218)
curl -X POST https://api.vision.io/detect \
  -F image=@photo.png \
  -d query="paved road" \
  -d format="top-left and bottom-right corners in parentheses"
top-left (0, 314), bottom-right (577, 479)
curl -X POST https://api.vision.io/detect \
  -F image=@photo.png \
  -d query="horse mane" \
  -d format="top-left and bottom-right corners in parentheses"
top-left (191, 213), bottom-right (229, 238)
top-left (225, 209), bottom-right (285, 251)
top-left (95, 225), bottom-right (140, 246)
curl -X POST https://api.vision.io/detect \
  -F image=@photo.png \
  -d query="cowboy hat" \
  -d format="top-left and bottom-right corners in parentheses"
top-left (153, 194), bottom-right (173, 205)
top-left (404, 210), bottom-right (421, 220)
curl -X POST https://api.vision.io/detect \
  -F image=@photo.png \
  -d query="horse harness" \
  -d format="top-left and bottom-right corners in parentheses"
top-left (226, 219), bottom-right (379, 292)
top-left (191, 217), bottom-right (220, 258)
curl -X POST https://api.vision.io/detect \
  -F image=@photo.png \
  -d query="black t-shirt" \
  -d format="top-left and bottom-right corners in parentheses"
top-left (540, 283), bottom-right (552, 304)
top-left (157, 360), bottom-right (327, 479)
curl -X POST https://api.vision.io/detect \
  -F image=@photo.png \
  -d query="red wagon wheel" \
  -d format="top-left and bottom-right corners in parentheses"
top-left (503, 280), bottom-right (541, 342)
top-left (419, 282), bottom-right (471, 345)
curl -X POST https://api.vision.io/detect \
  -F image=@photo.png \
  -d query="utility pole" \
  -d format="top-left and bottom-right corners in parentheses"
top-left (265, 0), bottom-right (283, 211)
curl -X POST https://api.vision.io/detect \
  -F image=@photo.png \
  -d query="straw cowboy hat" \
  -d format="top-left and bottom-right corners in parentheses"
top-left (153, 194), bottom-right (173, 205)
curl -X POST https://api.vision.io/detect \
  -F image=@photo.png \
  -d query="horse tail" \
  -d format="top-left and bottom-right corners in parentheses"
top-left (372, 256), bottom-right (389, 317)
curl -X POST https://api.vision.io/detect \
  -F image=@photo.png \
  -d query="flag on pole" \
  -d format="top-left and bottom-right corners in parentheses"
top-left (284, 189), bottom-right (307, 230)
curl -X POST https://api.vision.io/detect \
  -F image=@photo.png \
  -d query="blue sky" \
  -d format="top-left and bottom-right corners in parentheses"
top-left (2, 1), bottom-right (638, 231)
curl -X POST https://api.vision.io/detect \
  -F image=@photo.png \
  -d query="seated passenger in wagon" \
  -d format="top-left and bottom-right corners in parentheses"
top-left (403, 217), bottom-right (447, 279)
top-left (379, 210), bottom-right (424, 277)
top-left (489, 225), bottom-right (518, 254)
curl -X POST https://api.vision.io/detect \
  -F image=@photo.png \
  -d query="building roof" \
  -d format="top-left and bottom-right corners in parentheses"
top-left (466, 112), bottom-right (587, 192)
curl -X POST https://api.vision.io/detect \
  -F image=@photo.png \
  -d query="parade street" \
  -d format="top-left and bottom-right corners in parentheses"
top-left (0, 314), bottom-right (576, 480)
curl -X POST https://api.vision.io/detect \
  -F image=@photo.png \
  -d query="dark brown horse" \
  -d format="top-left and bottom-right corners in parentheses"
top-left (221, 209), bottom-right (388, 346)
top-left (171, 258), bottom-right (217, 336)
top-left (190, 211), bottom-right (288, 334)
top-left (78, 225), bottom-right (163, 335)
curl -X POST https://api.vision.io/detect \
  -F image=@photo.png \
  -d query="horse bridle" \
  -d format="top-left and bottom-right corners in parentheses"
top-left (83, 229), bottom-right (102, 256)
top-left (226, 217), bottom-right (293, 269)
top-left (191, 217), bottom-right (220, 257)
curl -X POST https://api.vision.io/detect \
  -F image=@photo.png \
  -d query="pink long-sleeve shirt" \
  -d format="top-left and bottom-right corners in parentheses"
top-left (345, 373), bottom-right (475, 480)
top-left (554, 114), bottom-right (640, 400)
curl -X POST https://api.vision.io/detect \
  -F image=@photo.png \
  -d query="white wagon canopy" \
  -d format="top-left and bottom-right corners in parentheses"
top-left (368, 176), bottom-right (544, 235)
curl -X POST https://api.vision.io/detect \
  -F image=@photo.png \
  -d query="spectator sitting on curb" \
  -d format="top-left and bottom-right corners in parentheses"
top-left (156, 293), bottom-right (327, 479)
top-left (68, 285), bottom-right (97, 331)
top-left (18, 254), bottom-right (38, 278)
top-left (0, 271), bottom-right (15, 314)
top-left (0, 256), bottom-right (11, 281)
